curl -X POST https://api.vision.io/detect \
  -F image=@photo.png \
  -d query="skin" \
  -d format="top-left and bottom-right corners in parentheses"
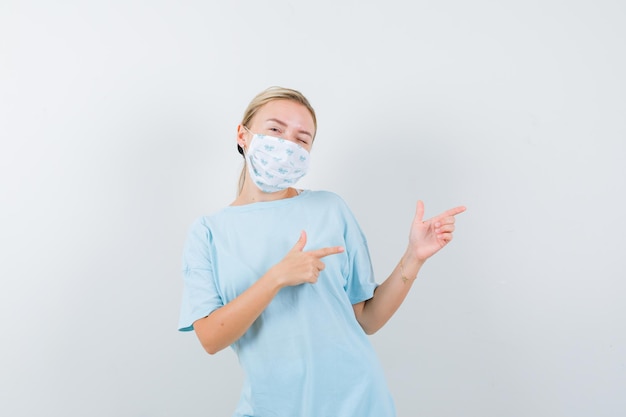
top-left (192, 99), bottom-right (466, 354)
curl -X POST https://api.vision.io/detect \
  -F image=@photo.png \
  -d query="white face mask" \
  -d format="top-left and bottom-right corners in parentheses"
top-left (244, 130), bottom-right (310, 193)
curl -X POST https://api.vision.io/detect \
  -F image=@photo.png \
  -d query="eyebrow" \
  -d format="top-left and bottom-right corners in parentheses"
top-left (266, 118), bottom-right (313, 138)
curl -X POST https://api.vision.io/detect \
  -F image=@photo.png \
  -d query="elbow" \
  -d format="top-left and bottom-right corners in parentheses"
top-left (194, 318), bottom-right (225, 355)
top-left (200, 338), bottom-right (226, 355)
top-left (362, 324), bottom-right (380, 336)
top-left (353, 300), bottom-right (384, 336)
top-left (357, 318), bottom-right (381, 335)
top-left (203, 345), bottom-right (220, 355)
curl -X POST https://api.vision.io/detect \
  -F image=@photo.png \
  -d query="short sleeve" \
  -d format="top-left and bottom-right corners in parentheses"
top-left (178, 217), bottom-right (224, 331)
top-left (336, 196), bottom-right (378, 304)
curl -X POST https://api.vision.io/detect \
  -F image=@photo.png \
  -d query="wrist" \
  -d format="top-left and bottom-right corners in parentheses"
top-left (399, 250), bottom-right (424, 284)
top-left (261, 268), bottom-right (287, 293)
top-left (403, 248), bottom-right (427, 267)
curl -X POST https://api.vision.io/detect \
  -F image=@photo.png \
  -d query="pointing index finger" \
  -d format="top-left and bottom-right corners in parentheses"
top-left (309, 246), bottom-right (345, 259)
top-left (441, 206), bottom-right (467, 218)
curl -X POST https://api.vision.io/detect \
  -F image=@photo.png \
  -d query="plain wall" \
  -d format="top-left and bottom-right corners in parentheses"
top-left (1, 1), bottom-right (624, 416)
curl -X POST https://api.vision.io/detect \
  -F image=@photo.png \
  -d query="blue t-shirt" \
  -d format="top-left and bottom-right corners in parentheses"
top-left (178, 190), bottom-right (396, 417)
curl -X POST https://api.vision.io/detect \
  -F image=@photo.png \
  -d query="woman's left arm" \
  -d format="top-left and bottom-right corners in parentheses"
top-left (353, 201), bottom-right (466, 334)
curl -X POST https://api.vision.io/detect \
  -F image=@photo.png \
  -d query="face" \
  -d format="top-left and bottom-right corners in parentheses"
top-left (238, 99), bottom-right (316, 152)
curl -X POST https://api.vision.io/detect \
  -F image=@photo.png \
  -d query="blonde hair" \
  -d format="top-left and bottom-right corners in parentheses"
top-left (237, 86), bottom-right (317, 194)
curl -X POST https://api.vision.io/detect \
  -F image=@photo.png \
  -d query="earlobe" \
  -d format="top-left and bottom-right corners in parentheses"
top-left (236, 124), bottom-right (248, 151)
top-left (238, 140), bottom-right (247, 151)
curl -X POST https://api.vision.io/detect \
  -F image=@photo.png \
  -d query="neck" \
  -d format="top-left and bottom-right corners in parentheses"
top-left (232, 180), bottom-right (299, 206)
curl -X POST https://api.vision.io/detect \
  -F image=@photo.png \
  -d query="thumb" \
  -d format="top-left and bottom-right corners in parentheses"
top-left (415, 200), bottom-right (425, 223)
top-left (291, 230), bottom-right (307, 252)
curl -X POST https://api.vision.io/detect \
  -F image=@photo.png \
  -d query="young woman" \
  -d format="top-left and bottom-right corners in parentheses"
top-left (178, 86), bottom-right (466, 417)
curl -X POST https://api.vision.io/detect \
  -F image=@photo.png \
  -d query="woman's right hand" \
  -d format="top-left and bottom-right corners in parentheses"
top-left (268, 230), bottom-right (345, 288)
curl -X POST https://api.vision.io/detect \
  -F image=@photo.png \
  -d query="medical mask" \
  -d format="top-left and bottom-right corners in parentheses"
top-left (244, 131), bottom-right (310, 193)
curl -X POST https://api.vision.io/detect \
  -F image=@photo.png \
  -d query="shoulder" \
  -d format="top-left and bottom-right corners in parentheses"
top-left (183, 216), bottom-right (212, 247)
top-left (185, 209), bottom-right (227, 241)
top-left (187, 214), bottom-right (215, 232)
top-left (302, 190), bottom-right (357, 221)
top-left (303, 189), bottom-right (349, 207)
top-left (187, 204), bottom-right (234, 230)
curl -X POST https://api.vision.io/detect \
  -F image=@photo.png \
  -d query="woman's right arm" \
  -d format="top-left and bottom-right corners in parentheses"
top-left (193, 230), bottom-right (344, 354)
top-left (193, 272), bottom-right (282, 354)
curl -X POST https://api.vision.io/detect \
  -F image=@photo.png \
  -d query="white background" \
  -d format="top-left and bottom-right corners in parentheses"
top-left (1, 1), bottom-right (624, 416)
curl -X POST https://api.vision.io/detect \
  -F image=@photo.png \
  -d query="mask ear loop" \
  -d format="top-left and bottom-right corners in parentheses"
top-left (237, 127), bottom-right (252, 194)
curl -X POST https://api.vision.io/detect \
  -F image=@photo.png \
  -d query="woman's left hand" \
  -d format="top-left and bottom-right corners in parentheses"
top-left (408, 201), bottom-right (466, 262)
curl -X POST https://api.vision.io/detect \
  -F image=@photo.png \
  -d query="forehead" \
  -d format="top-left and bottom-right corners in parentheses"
top-left (252, 100), bottom-right (315, 131)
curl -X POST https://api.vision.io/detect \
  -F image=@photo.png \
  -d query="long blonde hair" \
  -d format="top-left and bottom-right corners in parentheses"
top-left (237, 86), bottom-right (317, 195)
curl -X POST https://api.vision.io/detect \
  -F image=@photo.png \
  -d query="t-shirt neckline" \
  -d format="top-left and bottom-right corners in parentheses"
top-left (225, 189), bottom-right (311, 212)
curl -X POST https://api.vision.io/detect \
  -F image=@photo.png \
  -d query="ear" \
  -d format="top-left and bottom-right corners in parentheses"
top-left (236, 124), bottom-right (248, 150)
